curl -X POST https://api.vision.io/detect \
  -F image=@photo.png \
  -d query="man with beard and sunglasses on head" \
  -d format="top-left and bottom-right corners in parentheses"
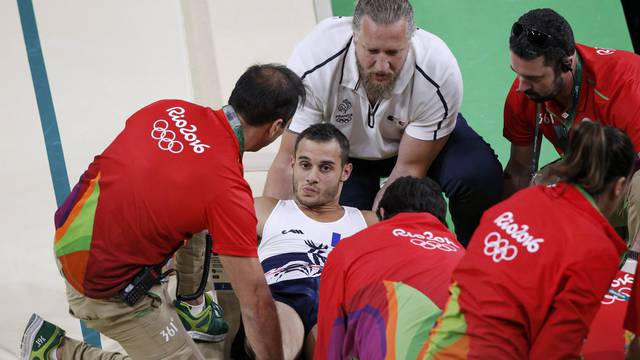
top-left (263, 0), bottom-right (503, 247)
top-left (503, 8), bottom-right (640, 210)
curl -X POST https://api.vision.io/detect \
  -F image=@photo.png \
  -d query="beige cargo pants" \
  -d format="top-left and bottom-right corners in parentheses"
top-left (58, 231), bottom-right (208, 359)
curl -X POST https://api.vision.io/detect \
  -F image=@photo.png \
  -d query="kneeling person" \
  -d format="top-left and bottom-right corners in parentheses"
top-left (21, 64), bottom-right (304, 360)
top-left (315, 176), bottom-right (465, 359)
top-left (244, 123), bottom-right (377, 359)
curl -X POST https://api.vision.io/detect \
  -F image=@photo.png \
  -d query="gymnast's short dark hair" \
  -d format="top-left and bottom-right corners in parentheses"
top-left (294, 123), bottom-right (350, 165)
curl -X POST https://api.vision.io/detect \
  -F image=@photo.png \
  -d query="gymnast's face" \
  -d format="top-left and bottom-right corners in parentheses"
top-left (292, 138), bottom-right (351, 208)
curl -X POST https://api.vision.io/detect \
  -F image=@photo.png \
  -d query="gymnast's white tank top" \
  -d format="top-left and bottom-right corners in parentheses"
top-left (258, 199), bottom-right (367, 285)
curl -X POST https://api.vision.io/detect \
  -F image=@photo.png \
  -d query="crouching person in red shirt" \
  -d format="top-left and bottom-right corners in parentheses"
top-left (20, 64), bottom-right (305, 360)
top-left (315, 176), bottom-right (465, 359)
top-left (425, 120), bottom-right (636, 359)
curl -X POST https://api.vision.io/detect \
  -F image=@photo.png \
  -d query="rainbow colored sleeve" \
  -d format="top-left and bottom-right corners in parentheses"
top-left (54, 173), bottom-right (101, 294)
top-left (422, 283), bottom-right (470, 359)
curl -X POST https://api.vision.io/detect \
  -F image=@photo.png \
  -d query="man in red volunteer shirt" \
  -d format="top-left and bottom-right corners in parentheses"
top-left (20, 64), bottom-right (305, 360)
top-left (502, 8), bottom-right (640, 243)
top-left (315, 176), bottom-right (464, 359)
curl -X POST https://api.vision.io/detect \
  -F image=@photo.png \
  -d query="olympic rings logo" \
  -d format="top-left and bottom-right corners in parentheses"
top-left (483, 232), bottom-right (518, 263)
top-left (393, 228), bottom-right (460, 252)
top-left (151, 119), bottom-right (184, 154)
top-left (409, 238), bottom-right (459, 252)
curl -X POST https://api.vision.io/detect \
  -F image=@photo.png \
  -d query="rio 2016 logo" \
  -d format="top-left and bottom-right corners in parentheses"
top-left (166, 107), bottom-right (210, 153)
top-left (601, 273), bottom-right (634, 305)
top-left (493, 212), bottom-right (544, 253)
top-left (482, 212), bottom-right (544, 263)
top-left (392, 228), bottom-right (460, 252)
top-left (151, 106), bottom-right (211, 154)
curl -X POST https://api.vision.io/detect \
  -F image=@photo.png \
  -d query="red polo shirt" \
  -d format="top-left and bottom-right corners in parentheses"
top-left (504, 44), bottom-right (640, 153)
top-left (425, 183), bottom-right (627, 359)
top-left (316, 212), bottom-right (464, 359)
top-left (54, 100), bottom-right (258, 298)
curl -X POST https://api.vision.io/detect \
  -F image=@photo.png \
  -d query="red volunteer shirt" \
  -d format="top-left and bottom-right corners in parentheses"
top-left (504, 44), bottom-right (640, 153)
top-left (54, 100), bottom-right (257, 298)
top-left (432, 183), bottom-right (626, 358)
top-left (316, 212), bottom-right (464, 359)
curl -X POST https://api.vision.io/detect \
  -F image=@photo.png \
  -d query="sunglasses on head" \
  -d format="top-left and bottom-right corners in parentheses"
top-left (511, 22), bottom-right (555, 48)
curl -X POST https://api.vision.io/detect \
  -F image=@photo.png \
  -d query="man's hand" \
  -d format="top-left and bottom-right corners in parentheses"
top-left (503, 144), bottom-right (535, 198)
top-left (220, 255), bottom-right (283, 360)
top-left (263, 131), bottom-right (298, 199)
top-left (372, 134), bottom-right (448, 209)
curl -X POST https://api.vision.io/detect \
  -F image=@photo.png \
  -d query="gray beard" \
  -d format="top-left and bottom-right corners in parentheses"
top-left (357, 61), bottom-right (397, 104)
top-left (362, 76), bottom-right (393, 104)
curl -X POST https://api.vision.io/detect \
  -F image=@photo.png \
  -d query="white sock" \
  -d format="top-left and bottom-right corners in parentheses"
top-left (189, 300), bottom-right (205, 316)
top-left (49, 347), bottom-right (58, 360)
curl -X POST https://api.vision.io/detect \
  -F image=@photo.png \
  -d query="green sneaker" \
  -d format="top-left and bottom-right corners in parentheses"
top-left (20, 314), bottom-right (65, 360)
top-left (174, 292), bottom-right (228, 342)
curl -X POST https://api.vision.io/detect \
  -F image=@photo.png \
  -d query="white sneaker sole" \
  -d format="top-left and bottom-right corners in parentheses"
top-left (20, 313), bottom-right (44, 360)
top-left (187, 330), bottom-right (227, 343)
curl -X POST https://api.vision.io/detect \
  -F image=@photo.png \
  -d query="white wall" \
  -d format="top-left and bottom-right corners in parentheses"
top-left (1, 0), bottom-right (319, 356)
top-left (1, 1), bottom-right (63, 356)
top-left (206, 0), bottom-right (318, 173)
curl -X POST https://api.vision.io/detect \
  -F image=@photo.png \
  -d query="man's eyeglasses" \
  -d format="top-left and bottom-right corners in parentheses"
top-left (511, 22), bottom-right (555, 48)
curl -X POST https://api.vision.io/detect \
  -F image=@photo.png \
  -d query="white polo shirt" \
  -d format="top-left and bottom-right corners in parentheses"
top-left (288, 17), bottom-right (463, 160)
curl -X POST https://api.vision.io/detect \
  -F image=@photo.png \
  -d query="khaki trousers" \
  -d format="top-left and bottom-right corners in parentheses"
top-left (63, 283), bottom-right (203, 360)
top-left (60, 231), bottom-right (211, 359)
top-left (175, 231), bottom-right (240, 359)
top-left (174, 231), bottom-right (212, 296)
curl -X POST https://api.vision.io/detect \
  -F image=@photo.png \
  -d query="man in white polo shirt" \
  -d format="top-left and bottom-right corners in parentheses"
top-left (264, 0), bottom-right (502, 245)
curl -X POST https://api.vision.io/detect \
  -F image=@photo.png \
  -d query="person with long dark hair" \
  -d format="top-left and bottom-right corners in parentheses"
top-left (425, 120), bottom-right (635, 358)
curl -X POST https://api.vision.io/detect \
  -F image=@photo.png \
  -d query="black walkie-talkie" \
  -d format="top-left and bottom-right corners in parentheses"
top-left (120, 233), bottom-right (212, 306)
top-left (120, 264), bottom-right (164, 306)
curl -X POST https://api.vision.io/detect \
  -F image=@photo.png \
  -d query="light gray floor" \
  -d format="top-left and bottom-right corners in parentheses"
top-left (2, 0), bottom-right (320, 357)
